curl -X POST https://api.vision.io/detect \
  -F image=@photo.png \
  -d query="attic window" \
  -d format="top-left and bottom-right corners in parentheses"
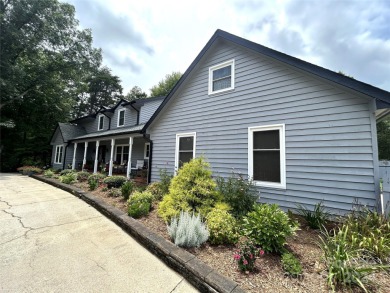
top-left (209, 59), bottom-right (235, 95)
top-left (98, 115), bottom-right (104, 130)
top-left (118, 109), bottom-right (125, 127)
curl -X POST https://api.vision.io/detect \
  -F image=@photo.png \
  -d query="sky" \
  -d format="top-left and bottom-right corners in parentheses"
top-left (65, 0), bottom-right (390, 95)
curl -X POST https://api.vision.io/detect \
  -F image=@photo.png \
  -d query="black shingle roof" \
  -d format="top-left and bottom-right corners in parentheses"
top-left (143, 29), bottom-right (390, 132)
top-left (58, 123), bottom-right (86, 142)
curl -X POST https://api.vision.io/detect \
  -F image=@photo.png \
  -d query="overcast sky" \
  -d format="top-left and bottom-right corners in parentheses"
top-left (66, 0), bottom-right (390, 95)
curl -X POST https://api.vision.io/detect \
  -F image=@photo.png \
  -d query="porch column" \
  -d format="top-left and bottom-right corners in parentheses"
top-left (82, 141), bottom-right (88, 169)
top-left (108, 139), bottom-right (115, 176)
top-left (126, 136), bottom-right (133, 179)
top-left (71, 142), bottom-right (78, 170)
top-left (93, 140), bottom-right (100, 174)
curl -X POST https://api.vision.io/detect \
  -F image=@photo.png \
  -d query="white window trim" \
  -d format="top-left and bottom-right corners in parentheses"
top-left (117, 109), bottom-right (125, 127)
top-left (248, 124), bottom-right (286, 189)
top-left (115, 144), bottom-right (129, 164)
top-left (144, 142), bottom-right (150, 159)
top-left (175, 132), bottom-right (196, 174)
top-left (98, 115), bottom-right (104, 131)
top-left (208, 59), bottom-right (235, 95)
top-left (54, 145), bottom-right (63, 164)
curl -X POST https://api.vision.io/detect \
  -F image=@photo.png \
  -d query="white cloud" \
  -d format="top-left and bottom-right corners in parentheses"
top-left (66, 0), bottom-right (390, 94)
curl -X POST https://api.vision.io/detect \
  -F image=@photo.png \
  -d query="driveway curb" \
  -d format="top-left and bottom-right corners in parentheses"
top-left (32, 175), bottom-right (245, 293)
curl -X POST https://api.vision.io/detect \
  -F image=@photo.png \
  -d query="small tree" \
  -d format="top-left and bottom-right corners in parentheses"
top-left (150, 71), bottom-right (182, 97)
top-left (158, 157), bottom-right (220, 221)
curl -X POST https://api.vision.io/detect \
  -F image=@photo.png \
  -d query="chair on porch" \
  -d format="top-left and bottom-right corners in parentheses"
top-left (131, 160), bottom-right (145, 177)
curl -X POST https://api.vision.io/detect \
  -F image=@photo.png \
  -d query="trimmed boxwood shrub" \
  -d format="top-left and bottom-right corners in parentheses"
top-left (103, 176), bottom-right (127, 189)
top-left (206, 206), bottom-right (239, 245)
top-left (87, 173), bottom-right (106, 185)
top-left (76, 171), bottom-right (90, 182)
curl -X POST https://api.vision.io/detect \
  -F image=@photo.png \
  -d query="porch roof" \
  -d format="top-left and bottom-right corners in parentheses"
top-left (70, 124), bottom-right (145, 141)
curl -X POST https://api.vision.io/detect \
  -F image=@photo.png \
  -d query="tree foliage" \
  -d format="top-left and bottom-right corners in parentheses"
top-left (0, 0), bottom-right (119, 171)
top-left (150, 71), bottom-right (182, 97)
top-left (125, 86), bottom-right (147, 101)
top-left (377, 117), bottom-right (390, 160)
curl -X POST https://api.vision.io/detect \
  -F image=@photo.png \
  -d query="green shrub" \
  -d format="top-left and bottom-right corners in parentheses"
top-left (241, 204), bottom-right (299, 253)
top-left (159, 168), bottom-right (173, 195)
top-left (206, 207), bottom-right (239, 245)
top-left (89, 180), bottom-right (98, 191)
top-left (146, 182), bottom-right (164, 200)
top-left (59, 172), bottom-right (77, 184)
top-left (76, 171), bottom-right (90, 182)
top-left (127, 191), bottom-right (154, 218)
top-left (281, 252), bottom-right (302, 277)
top-left (158, 157), bottom-right (220, 221)
top-left (319, 225), bottom-right (389, 292)
top-left (103, 175), bottom-right (127, 189)
top-left (296, 201), bottom-right (329, 229)
top-left (167, 211), bottom-right (209, 248)
top-left (121, 181), bottom-right (134, 200)
top-left (87, 173), bottom-right (106, 185)
top-left (60, 169), bottom-right (75, 176)
top-left (343, 207), bottom-right (390, 262)
top-left (43, 169), bottom-right (54, 178)
top-left (216, 173), bottom-right (257, 218)
top-left (108, 188), bottom-right (121, 197)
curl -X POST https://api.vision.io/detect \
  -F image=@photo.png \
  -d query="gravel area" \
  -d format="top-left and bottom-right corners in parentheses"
top-left (72, 181), bottom-right (390, 293)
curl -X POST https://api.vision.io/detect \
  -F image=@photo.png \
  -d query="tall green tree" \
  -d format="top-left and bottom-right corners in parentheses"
top-left (150, 71), bottom-right (182, 97)
top-left (377, 117), bottom-right (390, 160)
top-left (0, 0), bottom-right (105, 171)
top-left (125, 86), bottom-right (147, 101)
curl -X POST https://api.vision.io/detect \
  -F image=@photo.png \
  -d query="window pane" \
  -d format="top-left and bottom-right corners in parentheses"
top-left (123, 146), bottom-right (129, 154)
top-left (99, 116), bottom-right (104, 129)
top-left (179, 137), bottom-right (194, 151)
top-left (213, 66), bottom-right (231, 80)
top-left (213, 77), bottom-right (231, 91)
top-left (178, 151), bottom-right (193, 168)
top-left (253, 150), bottom-right (280, 182)
top-left (123, 154), bottom-right (129, 162)
top-left (119, 111), bottom-right (124, 125)
top-left (253, 130), bottom-right (279, 149)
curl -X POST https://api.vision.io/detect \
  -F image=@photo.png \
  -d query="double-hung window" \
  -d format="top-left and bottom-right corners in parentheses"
top-left (175, 132), bottom-right (196, 171)
top-left (115, 145), bottom-right (129, 164)
top-left (54, 145), bottom-right (63, 164)
top-left (98, 115), bottom-right (104, 131)
top-left (144, 143), bottom-right (150, 159)
top-left (117, 109), bottom-right (125, 127)
top-left (209, 59), bottom-right (235, 95)
top-left (248, 124), bottom-right (286, 189)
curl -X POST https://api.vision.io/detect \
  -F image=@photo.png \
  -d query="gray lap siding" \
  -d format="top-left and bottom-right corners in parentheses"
top-left (148, 40), bottom-right (376, 214)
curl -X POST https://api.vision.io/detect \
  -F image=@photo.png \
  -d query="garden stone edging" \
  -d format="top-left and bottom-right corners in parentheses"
top-left (31, 175), bottom-right (245, 293)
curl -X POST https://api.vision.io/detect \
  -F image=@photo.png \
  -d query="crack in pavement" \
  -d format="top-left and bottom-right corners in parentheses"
top-left (170, 278), bottom-right (184, 293)
top-left (86, 257), bottom-right (108, 274)
top-left (2, 196), bottom-right (74, 207)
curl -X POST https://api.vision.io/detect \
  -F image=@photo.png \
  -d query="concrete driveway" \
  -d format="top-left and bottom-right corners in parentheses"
top-left (0, 173), bottom-right (198, 293)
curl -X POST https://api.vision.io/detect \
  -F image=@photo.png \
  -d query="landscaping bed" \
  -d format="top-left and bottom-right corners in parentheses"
top-left (35, 165), bottom-right (390, 293)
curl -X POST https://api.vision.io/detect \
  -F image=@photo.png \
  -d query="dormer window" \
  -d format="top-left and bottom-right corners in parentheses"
top-left (118, 109), bottom-right (125, 127)
top-left (98, 115), bottom-right (104, 131)
top-left (209, 59), bottom-right (235, 95)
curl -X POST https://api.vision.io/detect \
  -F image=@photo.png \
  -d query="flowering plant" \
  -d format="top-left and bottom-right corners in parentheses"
top-left (233, 239), bottom-right (264, 272)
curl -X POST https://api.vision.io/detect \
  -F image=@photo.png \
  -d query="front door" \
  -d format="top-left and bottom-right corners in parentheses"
top-left (98, 145), bottom-right (106, 163)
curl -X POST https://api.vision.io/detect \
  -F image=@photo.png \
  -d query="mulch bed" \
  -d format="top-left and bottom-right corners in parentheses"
top-left (73, 181), bottom-right (390, 293)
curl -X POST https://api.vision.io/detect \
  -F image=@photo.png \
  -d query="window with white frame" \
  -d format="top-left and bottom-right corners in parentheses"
top-left (175, 132), bottom-right (196, 171)
top-left (54, 145), bottom-right (63, 164)
top-left (117, 109), bottom-right (125, 127)
top-left (98, 115), bottom-right (104, 130)
top-left (208, 59), bottom-right (235, 95)
top-left (115, 145), bottom-right (129, 164)
top-left (144, 143), bottom-right (150, 159)
top-left (248, 124), bottom-right (286, 189)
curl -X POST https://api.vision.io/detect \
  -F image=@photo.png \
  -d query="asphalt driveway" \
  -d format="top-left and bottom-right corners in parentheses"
top-left (0, 173), bottom-right (198, 293)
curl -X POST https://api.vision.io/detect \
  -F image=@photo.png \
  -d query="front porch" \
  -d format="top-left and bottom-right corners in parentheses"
top-left (69, 135), bottom-right (151, 182)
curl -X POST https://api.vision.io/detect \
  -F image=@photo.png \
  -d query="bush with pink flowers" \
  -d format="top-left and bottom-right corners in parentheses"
top-left (233, 239), bottom-right (264, 272)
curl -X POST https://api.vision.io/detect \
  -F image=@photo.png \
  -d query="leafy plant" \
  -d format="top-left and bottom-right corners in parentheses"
top-left (216, 173), bottom-right (257, 218)
top-left (242, 204), bottom-right (299, 253)
top-left (159, 168), bottom-right (173, 196)
top-left (76, 171), bottom-right (90, 182)
top-left (233, 239), bottom-right (264, 272)
top-left (108, 188), bottom-right (121, 197)
top-left (60, 169), bottom-right (75, 176)
top-left (59, 172), bottom-right (77, 184)
top-left (167, 211), bottom-right (209, 248)
top-left (281, 252), bottom-right (302, 277)
top-left (127, 191), bottom-right (154, 218)
top-left (145, 182), bottom-right (164, 200)
top-left (103, 175), bottom-right (127, 189)
top-left (206, 207), bottom-right (239, 245)
top-left (17, 166), bottom-right (43, 175)
top-left (319, 225), bottom-right (389, 292)
top-left (43, 169), bottom-right (54, 178)
top-left (88, 173), bottom-right (106, 185)
top-left (121, 181), bottom-right (134, 200)
top-left (158, 157), bottom-right (220, 221)
top-left (296, 201), bottom-right (329, 229)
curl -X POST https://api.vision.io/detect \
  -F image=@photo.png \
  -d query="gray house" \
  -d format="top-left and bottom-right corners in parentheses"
top-left (142, 30), bottom-right (390, 214)
top-left (50, 96), bottom-right (164, 180)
